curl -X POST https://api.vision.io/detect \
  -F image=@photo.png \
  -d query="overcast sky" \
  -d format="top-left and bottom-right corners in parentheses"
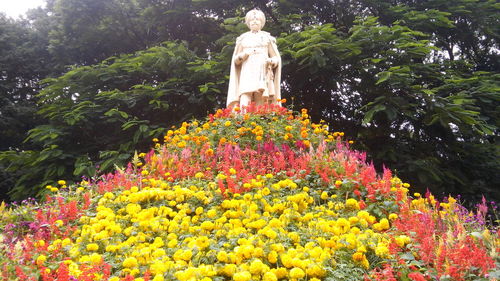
top-left (1, 0), bottom-right (46, 18)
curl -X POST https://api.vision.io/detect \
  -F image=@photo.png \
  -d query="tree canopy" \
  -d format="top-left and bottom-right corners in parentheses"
top-left (0, 0), bottom-right (498, 204)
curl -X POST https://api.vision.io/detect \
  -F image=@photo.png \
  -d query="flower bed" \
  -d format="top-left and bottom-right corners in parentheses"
top-left (0, 105), bottom-right (498, 280)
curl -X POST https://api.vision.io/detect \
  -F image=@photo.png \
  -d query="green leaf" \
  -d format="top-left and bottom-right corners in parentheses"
top-left (376, 72), bottom-right (392, 85)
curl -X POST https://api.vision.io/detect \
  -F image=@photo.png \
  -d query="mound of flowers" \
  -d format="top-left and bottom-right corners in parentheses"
top-left (0, 104), bottom-right (498, 281)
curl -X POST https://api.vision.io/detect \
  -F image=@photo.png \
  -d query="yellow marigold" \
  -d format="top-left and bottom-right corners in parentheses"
top-left (388, 213), bottom-right (398, 220)
top-left (201, 221), bottom-right (215, 231)
top-left (86, 243), bottom-right (99, 251)
top-left (233, 271), bottom-right (251, 281)
top-left (36, 255), bottom-right (47, 266)
top-left (352, 251), bottom-right (365, 262)
top-left (123, 257), bottom-right (138, 268)
top-left (268, 250), bottom-right (278, 263)
top-left (224, 121), bottom-right (232, 127)
top-left (395, 235), bottom-right (411, 247)
top-left (320, 191), bottom-right (328, 200)
top-left (262, 187), bottom-right (271, 196)
top-left (217, 251), bottom-right (228, 262)
top-left (152, 275), bottom-right (164, 281)
top-left (375, 243), bottom-right (390, 258)
top-left (263, 272), bottom-right (278, 281)
top-left (90, 253), bottom-right (102, 264)
top-left (336, 218), bottom-right (350, 233)
top-left (346, 198), bottom-right (360, 210)
top-left (303, 140), bottom-right (311, 147)
top-left (36, 240), bottom-right (46, 247)
top-left (379, 218), bottom-right (390, 230)
top-left (266, 269), bottom-right (283, 280)
top-left (290, 267), bottom-right (305, 279)
top-left (206, 209), bottom-right (217, 218)
top-left (249, 259), bottom-right (265, 275)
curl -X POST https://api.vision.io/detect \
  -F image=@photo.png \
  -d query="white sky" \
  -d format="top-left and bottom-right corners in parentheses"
top-left (0, 0), bottom-right (46, 18)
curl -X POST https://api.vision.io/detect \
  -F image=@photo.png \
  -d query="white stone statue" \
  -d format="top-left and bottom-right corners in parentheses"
top-left (227, 9), bottom-right (282, 109)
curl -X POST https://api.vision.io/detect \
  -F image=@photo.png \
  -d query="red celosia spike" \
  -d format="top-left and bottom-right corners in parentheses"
top-left (56, 262), bottom-right (70, 280)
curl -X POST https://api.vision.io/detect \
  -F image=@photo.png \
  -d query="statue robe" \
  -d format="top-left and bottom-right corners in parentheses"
top-left (227, 31), bottom-right (281, 108)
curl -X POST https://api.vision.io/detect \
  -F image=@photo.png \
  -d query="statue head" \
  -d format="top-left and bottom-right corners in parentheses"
top-left (245, 9), bottom-right (266, 32)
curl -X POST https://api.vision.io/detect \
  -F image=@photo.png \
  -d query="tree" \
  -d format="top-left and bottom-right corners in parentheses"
top-left (0, 14), bottom-right (55, 201)
top-left (1, 41), bottom-right (223, 200)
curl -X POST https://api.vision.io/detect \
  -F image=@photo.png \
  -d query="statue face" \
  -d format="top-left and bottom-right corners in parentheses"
top-left (245, 10), bottom-right (265, 31)
top-left (248, 17), bottom-right (263, 32)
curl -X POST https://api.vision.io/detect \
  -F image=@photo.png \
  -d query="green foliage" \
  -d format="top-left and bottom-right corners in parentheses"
top-left (1, 42), bottom-right (220, 200)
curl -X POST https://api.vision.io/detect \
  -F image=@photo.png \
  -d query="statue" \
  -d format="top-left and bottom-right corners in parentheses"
top-left (227, 9), bottom-right (282, 109)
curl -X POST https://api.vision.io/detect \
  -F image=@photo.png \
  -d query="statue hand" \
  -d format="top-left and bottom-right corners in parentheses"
top-left (267, 58), bottom-right (278, 68)
top-left (240, 51), bottom-right (251, 61)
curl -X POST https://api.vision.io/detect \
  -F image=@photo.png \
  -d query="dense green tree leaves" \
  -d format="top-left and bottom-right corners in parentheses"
top-left (2, 42), bottom-right (220, 200)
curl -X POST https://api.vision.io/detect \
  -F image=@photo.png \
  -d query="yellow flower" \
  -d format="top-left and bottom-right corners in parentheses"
top-left (201, 221), bottom-right (215, 231)
top-left (345, 198), bottom-right (360, 210)
top-left (262, 187), bottom-right (271, 196)
top-left (268, 250), bottom-right (278, 263)
top-left (36, 255), bottom-right (47, 266)
top-left (388, 213), bottom-right (398, 220)
top-left (233, 271), bottom-right (251, 281)
top-left (375, 243), bottom-right (390, 258)
top-left (336, 218), bottom-right (350, 233)
top-left (224, 121), bottom-right (232, 127)
top-left (217, 251), bottom-right (228, 262)
top-left (151, 275), bottom-right (164, 281)
top-left (290, 267), bottom-right (305, 279)
top-left (263, 272), bottom-right (278, 281)
top-left (90, 253), bottom-right (102, 264)
top-left (249, 259), bottom-right (265, 275)
top-left (205, 148), bottom-right (214, 156)
top-left (395, 235), bottom-right (411, 247)
top-left (123, 257), bottom-right (138, 268)
top-left (86, 243), bottom-right (99, 251)
top-left (57, 180), bottom-right (66, 185)
top-left (379, 218), bottom-right (390, 230)
top-left (320, 191), bottom-right (328, 200)
top-left (352, 251), bottom-right (365, 262)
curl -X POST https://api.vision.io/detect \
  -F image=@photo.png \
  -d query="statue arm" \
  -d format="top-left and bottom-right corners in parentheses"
top-left (267, 36), bottom-right (280, 68)
top-left (234, 44), bottom-right (247, 66)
